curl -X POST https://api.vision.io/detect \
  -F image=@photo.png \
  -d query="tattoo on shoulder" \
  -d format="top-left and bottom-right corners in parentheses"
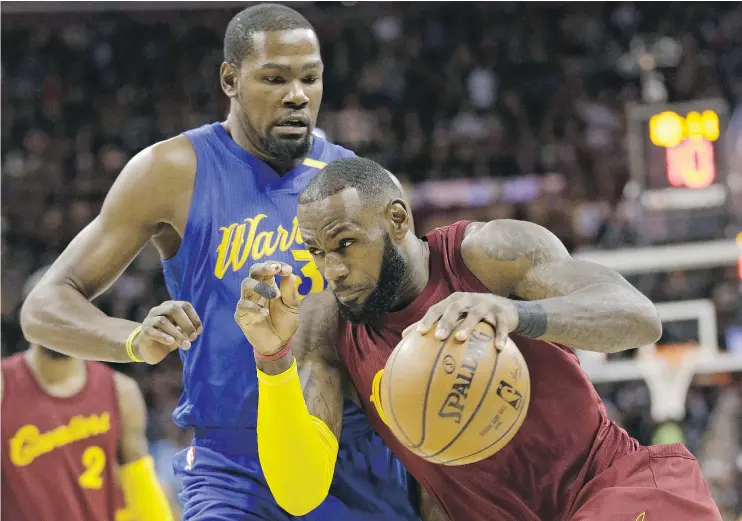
top-left (463, 220), bottom-right (569, 293)
top-left (479, 220), bottom-right (564, 266)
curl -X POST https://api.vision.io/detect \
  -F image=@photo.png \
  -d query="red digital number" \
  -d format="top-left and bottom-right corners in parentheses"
top-left (665, 139), bottom-right (716, 189)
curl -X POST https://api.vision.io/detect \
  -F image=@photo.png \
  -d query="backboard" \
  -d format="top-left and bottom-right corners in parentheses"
top-left (579, 299), bottom-right (742, 423)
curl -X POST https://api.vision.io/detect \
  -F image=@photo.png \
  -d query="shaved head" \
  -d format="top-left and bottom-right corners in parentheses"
top-left (299, 157), bottom-right (402, 209)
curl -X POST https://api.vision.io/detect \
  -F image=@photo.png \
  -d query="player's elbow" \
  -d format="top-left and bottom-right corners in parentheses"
top-left (611, 301), bottom-right (662, 353)
top-left (259, 431), bottom-right (337, 516)
top-left (274, 488), bottom-right (330, 517)
top-left (636, 302), bottom-right (663, 346)
top-left (264, 468), bottom-right (332, 516)
top-left (21, 276), bottom-right (82, 347)
top-left (20, 289), bottom-right (49, 345)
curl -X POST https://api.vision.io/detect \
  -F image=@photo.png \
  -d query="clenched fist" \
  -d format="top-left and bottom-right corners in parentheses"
top-left (133, 300), bottom-right (203, 364)
top-left (234, 261), bottom-right (300, 356)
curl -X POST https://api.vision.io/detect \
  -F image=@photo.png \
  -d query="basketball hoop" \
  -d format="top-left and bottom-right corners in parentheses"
top-left (636, 343), bottom-right (701, 423)
top-left (580, 300), bottom-right (742, 423)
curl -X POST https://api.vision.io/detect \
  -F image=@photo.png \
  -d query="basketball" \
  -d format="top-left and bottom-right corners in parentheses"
top-left (378, 320), bottom-right (530, 466)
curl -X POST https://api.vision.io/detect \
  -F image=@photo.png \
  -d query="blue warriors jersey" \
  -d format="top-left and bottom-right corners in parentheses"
top-left (162, 122), bottom-right (363, 437)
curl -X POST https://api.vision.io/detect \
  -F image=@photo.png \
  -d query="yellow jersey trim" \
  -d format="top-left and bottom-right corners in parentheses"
top-left (302, 158), bottom-right (327, 169)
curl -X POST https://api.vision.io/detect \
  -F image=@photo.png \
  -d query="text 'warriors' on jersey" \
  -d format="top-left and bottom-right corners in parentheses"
top-left (162, 122), bottom-right (361, 436)
top-left (214, 214), bottom-right (323, 297)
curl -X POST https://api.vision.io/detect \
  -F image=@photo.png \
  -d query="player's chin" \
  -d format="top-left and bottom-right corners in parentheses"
top-left (336, 301), bottom-right (373, 325)
top-left (271, 126), bottom-right (310, 140)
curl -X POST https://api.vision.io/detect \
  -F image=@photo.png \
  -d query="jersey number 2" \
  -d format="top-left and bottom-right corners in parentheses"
top-left (78, 446), bottom-right (106, 490)
top-left (291, 249), bottom-right (324, 298)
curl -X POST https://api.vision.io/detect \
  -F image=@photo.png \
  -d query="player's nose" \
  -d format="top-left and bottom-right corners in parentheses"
top-left (324, 255), bottom-right (348, 282)
top-left (283, 81), bottom-right (309, 108)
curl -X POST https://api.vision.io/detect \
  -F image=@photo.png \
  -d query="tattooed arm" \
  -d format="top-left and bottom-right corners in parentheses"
top-left (253, 291), bottom-right (451, 521)
top-left (255, 289), bottom-right (344, 438)
top-left (285, 290), bottom-right (344, 440)
top-left (460, 220), bottom-right (662, 353)
top-left (248, 290), bottom-right (344, 516)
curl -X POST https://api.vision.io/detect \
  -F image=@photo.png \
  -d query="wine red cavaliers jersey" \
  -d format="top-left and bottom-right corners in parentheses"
top-left (1, 354), bottom-right (125, 521)
top-left (336, 221), bottom-right (641, 521)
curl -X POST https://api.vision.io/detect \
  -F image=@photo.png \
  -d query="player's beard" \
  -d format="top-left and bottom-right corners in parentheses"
top-left (261, 122), bottom-right (312, 162)
top-left (242, 113), bottom-right (312, 164)
top-left (336, 233), bottom-right (406, 325)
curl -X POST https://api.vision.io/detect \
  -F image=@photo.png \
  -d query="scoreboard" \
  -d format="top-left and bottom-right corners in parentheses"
top-left (626, 98), bottom-right (736, 244)
top-left (648, 108), bottom-right (720, 190)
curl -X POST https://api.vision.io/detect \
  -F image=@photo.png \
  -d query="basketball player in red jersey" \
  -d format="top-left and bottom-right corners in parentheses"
top-left (2, 272), bottom-right (175, 521)
top-left (235, 157), bottom-right (722, 521)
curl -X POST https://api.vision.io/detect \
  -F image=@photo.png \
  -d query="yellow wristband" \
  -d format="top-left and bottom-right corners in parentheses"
top-left (126, 326), bottom-right (144, 363)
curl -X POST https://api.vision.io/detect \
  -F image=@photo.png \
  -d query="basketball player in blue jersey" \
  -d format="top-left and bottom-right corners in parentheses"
top-left (21, 4), bottom-right (434, 521)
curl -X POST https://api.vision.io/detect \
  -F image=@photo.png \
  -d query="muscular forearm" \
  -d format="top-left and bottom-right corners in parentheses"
top-left (515, 283), bottom-right (662, 353)
top-left (256, 354), bottom-right (339, 516)
top-left (21, 284), bottom-right (139, 362)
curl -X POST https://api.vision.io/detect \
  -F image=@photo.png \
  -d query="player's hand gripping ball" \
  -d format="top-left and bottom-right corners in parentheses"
top-left (403, 292), bottom-right (520, 349)
top-left (375, 320), bottom-right (530, 466)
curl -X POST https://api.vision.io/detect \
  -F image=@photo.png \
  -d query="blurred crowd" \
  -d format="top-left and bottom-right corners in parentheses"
top-left (2, 2), bottom-right (742, 518)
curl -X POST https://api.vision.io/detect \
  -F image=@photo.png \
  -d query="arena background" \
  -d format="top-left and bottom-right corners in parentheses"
top-left (2, 2), bottom-right (741, 519)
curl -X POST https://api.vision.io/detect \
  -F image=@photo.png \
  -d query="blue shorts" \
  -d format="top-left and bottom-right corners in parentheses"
top-left (173, 426), bottom-right (421, 521)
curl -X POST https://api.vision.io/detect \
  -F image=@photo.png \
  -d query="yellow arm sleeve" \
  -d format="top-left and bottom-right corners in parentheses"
top-left (119, 456), bottom-right (174, 521)
top-left (257, 358), bottom-right (339, 516)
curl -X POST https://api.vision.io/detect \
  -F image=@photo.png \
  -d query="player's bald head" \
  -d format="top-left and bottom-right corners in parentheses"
top-left (298, 157), bottom-right (402, 211)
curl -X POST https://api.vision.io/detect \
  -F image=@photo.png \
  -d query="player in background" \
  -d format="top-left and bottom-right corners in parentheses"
top-left (2, 267), bottom-right (174, 521)
top-left (21, 5), bottom-right (426, 521)
top-left (236, 157), bottom-right (722, 520)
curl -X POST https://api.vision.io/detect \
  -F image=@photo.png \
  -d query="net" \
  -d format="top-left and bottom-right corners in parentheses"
top-left (572, 236), bottom-right (742, 423)
top-left (637, 343), bottom-right (700, 422)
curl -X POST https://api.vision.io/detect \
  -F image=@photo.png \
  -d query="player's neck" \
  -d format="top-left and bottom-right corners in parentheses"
top-left (394, 236), bottom-right (430, 309)
top-left (25, 345), bottom-right (87, 395)
top-left (223, 114), bottom-right (304, 175)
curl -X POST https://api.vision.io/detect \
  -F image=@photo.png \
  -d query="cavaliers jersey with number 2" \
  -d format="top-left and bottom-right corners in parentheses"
top-left (1, 355), bottom-right (125, 521)
top-left (162, 123), bottom-right (355, 430)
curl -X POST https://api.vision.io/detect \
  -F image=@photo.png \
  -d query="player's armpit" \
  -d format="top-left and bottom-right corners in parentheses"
top-left (257, 291), bottom-right (344, 516)
top-left (462, 219), bottom-right (661, 353)
top-left (114, 372), bottom-right (174, 521)
top-left (20, 136), bottom-right (196, 362)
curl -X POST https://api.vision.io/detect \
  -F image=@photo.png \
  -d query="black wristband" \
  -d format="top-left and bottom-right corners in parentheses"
top-left (512, 301), bottom-right (548, 338)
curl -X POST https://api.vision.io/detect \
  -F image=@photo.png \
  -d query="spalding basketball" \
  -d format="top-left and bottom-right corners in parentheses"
top-left (378, 321), bottom-right (530, 465)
